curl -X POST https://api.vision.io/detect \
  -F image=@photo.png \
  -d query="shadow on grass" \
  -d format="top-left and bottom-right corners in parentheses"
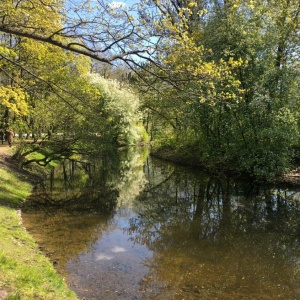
top-left (0, 156), bottom-right (39, 209)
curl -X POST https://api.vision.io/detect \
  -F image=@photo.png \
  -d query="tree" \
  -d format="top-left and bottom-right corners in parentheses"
top-left (0, 0), bottom-right (142, 162)
top-left (86, 73), bottom-right (147, 146)
top-left (0, 0), bottom-right (299, 179)
top-left (0, 0), bottom-right (156, 65)
top-left (136, 0), bottom-right (300, 180)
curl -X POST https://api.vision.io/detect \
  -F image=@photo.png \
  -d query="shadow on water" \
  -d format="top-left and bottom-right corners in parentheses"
top-left (22, 149), bottom-right (300, 300)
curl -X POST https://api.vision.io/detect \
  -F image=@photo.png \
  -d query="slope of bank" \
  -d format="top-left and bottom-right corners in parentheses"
top-left (0, 144), bottom-right (78, 300)
top-left (151, 145), bottom-right (300, 185)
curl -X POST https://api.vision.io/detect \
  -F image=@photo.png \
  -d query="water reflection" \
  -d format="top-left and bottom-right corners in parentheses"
top-left (134, 160), bottom-right (300, 299)
top-left (22, 152), bottom-right (300, 300)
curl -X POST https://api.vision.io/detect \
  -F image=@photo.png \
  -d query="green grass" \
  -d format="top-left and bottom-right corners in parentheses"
top-left (0, 166), bottom-right (32, 207)
top-left (26, 150), bottom-right (59, 168)
top-left (0, 156), bottom-right (78, 299)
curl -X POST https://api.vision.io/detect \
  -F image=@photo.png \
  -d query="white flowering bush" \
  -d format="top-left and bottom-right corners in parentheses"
top-left (85, 73), bottom-right (146, 145)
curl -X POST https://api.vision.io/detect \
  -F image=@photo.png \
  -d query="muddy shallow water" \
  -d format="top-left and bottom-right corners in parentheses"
top-left (22, 153), bottom-right (300, 299)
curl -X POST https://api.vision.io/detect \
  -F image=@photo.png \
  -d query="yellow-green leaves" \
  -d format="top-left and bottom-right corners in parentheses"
top-left (150, 0), bottom-right (249, 106)
top-left (0, 0), bottom-right (63, 35)
top-left (0, 86), bottom-right (28, 115)
top-left (0, 45), bottom-right (17, 59)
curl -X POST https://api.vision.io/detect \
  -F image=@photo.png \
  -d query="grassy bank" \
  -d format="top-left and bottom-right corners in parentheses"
top-left (0, 150), bottom-right (78, 300)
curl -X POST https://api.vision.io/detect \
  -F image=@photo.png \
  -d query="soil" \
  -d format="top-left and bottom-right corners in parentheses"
top-left (0, 143), bottom-right (23, 172)
top-left (0, 288), bottom-right (8, 300)
top-left (0, 143), bottom-right (10, 156)
top-left (0, 143), bottom-right (17, 169)
top-left (0, 143), bottom-right (41, 184)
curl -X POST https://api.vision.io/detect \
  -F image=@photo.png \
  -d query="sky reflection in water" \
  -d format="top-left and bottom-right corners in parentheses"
top-left (22, 153), bottom-right (300, 300)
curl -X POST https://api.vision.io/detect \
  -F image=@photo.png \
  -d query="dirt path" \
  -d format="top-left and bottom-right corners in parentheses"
top-left (0, 143), bottom-right (41, 185)
top-left (0, 288), bottom-right (8, 300)
top-left (0, 144), bottom-right (18, 169)
top-left (0, 143), bottom-right (11, 155)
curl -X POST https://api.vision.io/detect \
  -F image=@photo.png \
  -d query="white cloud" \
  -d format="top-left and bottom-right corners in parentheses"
top-left (96, 253), bottom-right (114, 260)
top-left (109, 1), bottom-right (127, 9)
top-left (111, 246), bottom-right (126, 253)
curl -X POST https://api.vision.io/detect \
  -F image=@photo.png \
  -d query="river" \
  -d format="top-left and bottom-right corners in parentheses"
top-left (22, 149), bottom-right (300, 299)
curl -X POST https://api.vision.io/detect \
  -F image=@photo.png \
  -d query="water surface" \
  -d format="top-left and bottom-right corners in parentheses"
top-left (22, 152), bottom-right (300, 299)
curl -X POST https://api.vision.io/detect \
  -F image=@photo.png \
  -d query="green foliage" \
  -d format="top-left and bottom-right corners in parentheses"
top-left (139, 0), bottom-right (300, 180)
top-left (86, 73), bottom-right (147, 145)
top-left (237, 107), bottom-right (298, 179)
top-left (0, 0), bottom-right (298, 181)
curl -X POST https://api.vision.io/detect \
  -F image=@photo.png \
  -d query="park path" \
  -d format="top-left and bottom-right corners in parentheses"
top-left (0, 143), bottom-right (15, 163)
top-left (0, 143), bottom-right (11, 153)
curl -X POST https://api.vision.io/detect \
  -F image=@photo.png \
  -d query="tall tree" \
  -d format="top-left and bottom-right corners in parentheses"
top-left (136, 0), bottom-right (300, 179)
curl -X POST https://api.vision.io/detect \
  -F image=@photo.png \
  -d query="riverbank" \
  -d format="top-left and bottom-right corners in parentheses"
top-left (151, 145), bottom-right (300, 186)
top-left (0, 144), bottom-right (78, 300)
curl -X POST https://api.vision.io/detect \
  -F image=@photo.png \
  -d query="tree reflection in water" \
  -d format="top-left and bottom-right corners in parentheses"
top-left (22, 152), bottom-right (300, 300)
top-left (126, 158), bottom-right (300, 299)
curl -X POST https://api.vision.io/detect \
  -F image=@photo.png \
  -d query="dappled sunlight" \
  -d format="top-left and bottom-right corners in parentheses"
top-left (0, 166), bottom-right (32, 206)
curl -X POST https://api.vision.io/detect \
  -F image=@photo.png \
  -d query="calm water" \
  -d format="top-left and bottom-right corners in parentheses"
top-left (22, 150), bottom-right (300, 299)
